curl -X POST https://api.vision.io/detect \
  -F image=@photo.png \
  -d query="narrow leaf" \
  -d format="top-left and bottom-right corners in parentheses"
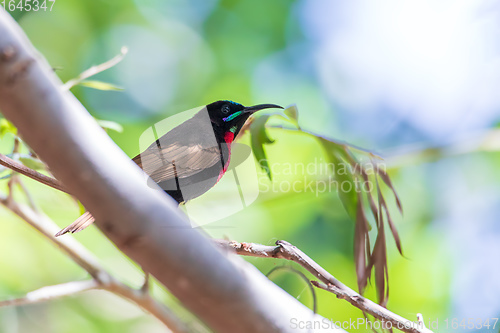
top-left (375, 182), bottom-right (389, 306)
top-left (19, 155), bottom-right (46, 170)
top-left (96, 119), bottom-right (124, 133)
top-left (78, 80), bottom-right (124, 91)
top-left (354, 196), bottom-right (370, 293)
top-left (250, 115), bottom-right (275, 180)
top-left (377, 164), bottom-right (403, 214)
top-left (359, 166), bottom-right (378, 228)
top-left (0, 118), bottom-right (17, 138)
top-left (77, 201), bottom-right (86, 215)
top-left (381, 196), bottom-right (403, 255)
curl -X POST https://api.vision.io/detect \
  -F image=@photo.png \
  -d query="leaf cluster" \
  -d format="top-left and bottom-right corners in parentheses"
top-left (249, 105), bottom-right (403, 306)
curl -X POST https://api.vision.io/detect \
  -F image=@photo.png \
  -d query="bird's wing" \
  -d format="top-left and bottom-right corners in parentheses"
top-left (133, 108), bottom-right (226, 183)
top-left (133, 141), bottom-right (222, 184)
top-left (133, 137), bottom-right (222, 183)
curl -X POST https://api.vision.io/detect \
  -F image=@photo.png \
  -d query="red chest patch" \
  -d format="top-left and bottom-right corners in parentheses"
top-left (223, 131), bottom-right (235, 144)
top-left (217, 131), bottom-right (235, 182)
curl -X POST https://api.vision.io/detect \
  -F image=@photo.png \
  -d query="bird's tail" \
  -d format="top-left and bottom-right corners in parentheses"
top-left (55, 211), bottom-right (95, 237)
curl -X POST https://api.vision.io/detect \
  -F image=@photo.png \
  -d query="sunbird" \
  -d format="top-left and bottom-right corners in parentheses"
top-left (55, 100), bottom-right (282, 236)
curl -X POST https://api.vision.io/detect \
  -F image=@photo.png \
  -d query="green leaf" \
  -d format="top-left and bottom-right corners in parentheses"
top-left (18, 155), bottom-right (46, 170)
top-left (0, 119), bottom-right (17, 138)
top-left (283, 104), bottom-right (299, 126)
top-left (250, 115), bottom-right (275, 180)
top-left (96, 119), bottom-right (123, 133)
top-left (77, 201), bottom-right (86, 215)
top-left (334, 160), bottom-right (358, 220)
top-left (320, 139), bottom-right (358, 221)
top-left (253, 116), bottom-right (274, 145)
top-left (0, 173), bottom-right (12, 180)
top-left (78, 80), bottom-right (124, 91)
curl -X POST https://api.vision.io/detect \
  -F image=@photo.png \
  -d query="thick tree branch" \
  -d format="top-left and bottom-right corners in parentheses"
top-left (0, 9), bottom-right (342, 333)
top-left (215, 240), bottom-right (434, 333)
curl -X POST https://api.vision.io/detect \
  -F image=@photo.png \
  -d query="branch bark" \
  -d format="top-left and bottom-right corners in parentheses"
top-left (0, 9), bottom-right (343, 333)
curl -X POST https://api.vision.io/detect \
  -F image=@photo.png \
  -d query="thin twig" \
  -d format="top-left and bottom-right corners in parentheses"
top-left (62, 47), bottom-right (128, 91)
top-left (6, 137), bottom-right (21, 204)
top-left (0, 153), bottom-right (69, 193)
top-left (16, 177), bottom-right (38, 211)
top-left (267, 124), bottom-right (383, 157)
top-left (0, 195), bottom-right (190, 333)
top-left (313, 282), bottom-right (433, 333)
top-left (384, 128), bottom-right (500, 168)
top-left (5, 138), bottom-right (38, 210)
top-left (0, 280), bottom-right (100, 307)
top-left (270, 124), bottom-right (500, 168)
top-left (215, 239), bottom-right (434, 333)
top-left (6, 172), bottom-right (16, 204)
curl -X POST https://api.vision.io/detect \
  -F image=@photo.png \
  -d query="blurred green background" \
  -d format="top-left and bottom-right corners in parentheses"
top-left (2, 0), bottom-right (500, 332)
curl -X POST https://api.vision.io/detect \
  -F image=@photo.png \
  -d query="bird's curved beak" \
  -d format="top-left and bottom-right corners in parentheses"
top-left (243, 104), bottom-right (284, 114)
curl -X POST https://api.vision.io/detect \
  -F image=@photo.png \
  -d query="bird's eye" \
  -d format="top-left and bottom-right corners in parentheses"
top-left (221, 104), bottom-right (230, 114)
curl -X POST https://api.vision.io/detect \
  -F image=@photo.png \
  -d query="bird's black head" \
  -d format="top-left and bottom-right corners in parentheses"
top-left (206, 100), bottom-right (283, 138)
